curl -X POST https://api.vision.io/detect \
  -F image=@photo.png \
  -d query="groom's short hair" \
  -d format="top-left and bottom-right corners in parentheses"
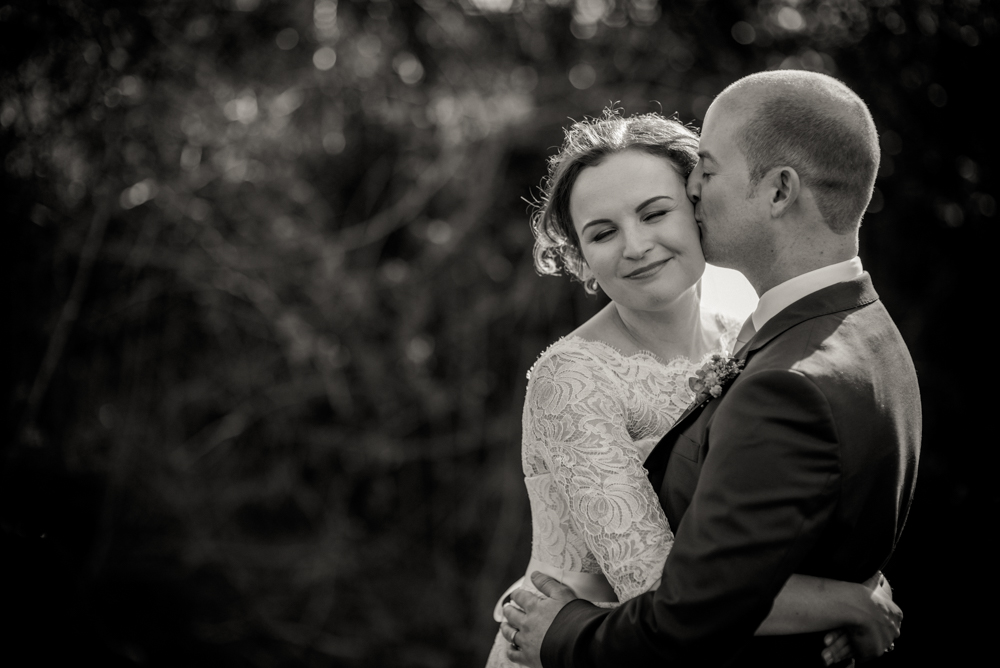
top-left (721, 70), bottom-right (880, 234)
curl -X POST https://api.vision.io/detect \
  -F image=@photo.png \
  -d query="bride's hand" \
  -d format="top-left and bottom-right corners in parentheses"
top-left (846, 572), bottom-right (901, 661)
top-left (821, 630), bottom-right (853, 666)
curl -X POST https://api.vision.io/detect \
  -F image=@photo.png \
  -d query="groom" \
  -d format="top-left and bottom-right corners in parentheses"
top-left (501, 70), bottom-right (921, 667)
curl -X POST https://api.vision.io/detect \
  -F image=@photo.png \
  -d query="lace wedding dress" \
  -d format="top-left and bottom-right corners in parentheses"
top-left (485, 312), bottom-right (739, 667)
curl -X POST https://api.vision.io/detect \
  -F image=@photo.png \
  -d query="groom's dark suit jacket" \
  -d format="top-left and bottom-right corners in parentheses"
top-left (541, 274), bottom-right (921, 667)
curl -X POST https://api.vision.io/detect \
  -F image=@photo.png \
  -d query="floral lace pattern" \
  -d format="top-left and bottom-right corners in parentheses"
top-left (485, 312), bottom-right (738, 667)
top-left (486, 312), bottom-right (739, 667)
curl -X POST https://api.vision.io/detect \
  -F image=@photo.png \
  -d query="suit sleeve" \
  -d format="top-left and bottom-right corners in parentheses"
top-left (540, 369), bottom-right (842, 668)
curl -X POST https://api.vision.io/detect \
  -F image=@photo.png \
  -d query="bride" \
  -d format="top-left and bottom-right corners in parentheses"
top-left (485, 111), bottom-right (899, 667)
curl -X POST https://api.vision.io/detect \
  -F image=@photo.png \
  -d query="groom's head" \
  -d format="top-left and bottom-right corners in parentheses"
top-left (689, 70), bottom-right (879, 275)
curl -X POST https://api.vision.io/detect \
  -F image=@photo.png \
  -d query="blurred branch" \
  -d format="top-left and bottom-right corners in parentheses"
top-left (175, 377), bottom-right (329, 469)
top-left (335, 150), bottom-right (464, 251)
top-left (22, 197), bottom-right (111, 439)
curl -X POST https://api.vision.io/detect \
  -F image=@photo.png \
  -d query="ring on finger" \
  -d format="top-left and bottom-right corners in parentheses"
top-left (510, 629), bottom-right (519, 650)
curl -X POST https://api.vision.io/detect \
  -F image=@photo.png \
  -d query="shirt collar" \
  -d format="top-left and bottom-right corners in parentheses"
top-left (751, 257), bottom-right (864, 331)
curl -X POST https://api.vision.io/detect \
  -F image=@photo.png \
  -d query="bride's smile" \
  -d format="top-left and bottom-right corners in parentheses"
top-left (623, 257), bottom-right (672, 280)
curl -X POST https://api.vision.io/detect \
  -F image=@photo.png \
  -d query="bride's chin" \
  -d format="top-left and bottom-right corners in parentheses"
top-left (616, 282), bottom-right (697, 309)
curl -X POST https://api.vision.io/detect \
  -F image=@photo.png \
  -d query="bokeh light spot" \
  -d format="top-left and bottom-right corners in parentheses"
top-left (570, 18), bottom-right (598, 40)
top-left (630, 0), bottom-right (660, 26)
top-left (975, 193), bottom-right (996, 217)
top-left (120, 75), bottom-right (142, 98)
top-left (104, 88), bottom-right (121, 108)
top-left (510, 66), bottom-right (538, 92)
top-left (323, 131), bottom-right (346, 155)
top-left (381, 259), bottom-right (410, 283)
top-left (83, 41), bottom-right (101, 63)
top-left (574, 0), bottom-right (609, 25)
top-left (276, 28), bottom-right (299, 50)
top-left (314, 0), bottom-right (339, 39)
top-left (224, 92), bottom-right (258, 123)
top-left (393, 53), bottom-right (425, 85)
top-left (731, 21), bottom-right (755, 45)
top-left (469, 0), bottom-right (513, 12)
top-left (956, 157), bottom-right (979, 183)
top-left (568, 63), bottom-right (596, 89)
top-left (884, 12), bottom-right (905, 35)
top-left (776, 7), bottom-right (804, 32)
top-left (917, 11), bottom-right (937, 36)
top-left (119, 179), bottom-right (158, 210)
top-left (880, 130), bottom-right (902, 156)
top-left (937, 201), bottom-right (963, 227)
top-left (98, 404), bottom-right (117, 430)
top-left (180, 145), bottom-right (202, 171)
top-left (927, 83), bottom-right (947, 107)
top-left (427, 220), bottom-right (453, 245)
top-left (0, 104), bottom-right (16, 127)
top-left (313, 46), bottom-right (337, 71)
top-left (406, 336), bottom-right (434, 364)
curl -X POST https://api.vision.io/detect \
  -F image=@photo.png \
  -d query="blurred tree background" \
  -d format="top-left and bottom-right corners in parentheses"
top-left (1, 0), bottom-right (995, 665)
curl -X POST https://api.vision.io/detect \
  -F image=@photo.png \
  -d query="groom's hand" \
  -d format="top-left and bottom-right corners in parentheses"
top-left (500, 572), bottom-right (578, 668)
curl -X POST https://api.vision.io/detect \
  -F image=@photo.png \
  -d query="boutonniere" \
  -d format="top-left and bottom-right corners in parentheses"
top-left (688, 354), bottom-right (745, 406)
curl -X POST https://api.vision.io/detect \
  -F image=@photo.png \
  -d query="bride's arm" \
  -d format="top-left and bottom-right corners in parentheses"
top-left (757, 572), bottom-right (902, 663)
top-left (756, 572), bottom-right (900, 635)
top-left (527, 351), bottom-right (673, 603)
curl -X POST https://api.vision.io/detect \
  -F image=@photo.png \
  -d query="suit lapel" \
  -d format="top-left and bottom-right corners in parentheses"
top-left (645, 274), bottom-right (880, 509)
top-left (738, 273), bottom-right (879, 361)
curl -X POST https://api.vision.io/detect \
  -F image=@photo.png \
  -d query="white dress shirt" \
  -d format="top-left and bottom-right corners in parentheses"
top-left (750, 256), bottom-right (865, 332)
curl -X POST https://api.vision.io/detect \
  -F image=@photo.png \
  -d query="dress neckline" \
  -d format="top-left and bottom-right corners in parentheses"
top-left (559, 335), bottom-right (719, 369)
top-left (558, 311), bottom-right (738, 369)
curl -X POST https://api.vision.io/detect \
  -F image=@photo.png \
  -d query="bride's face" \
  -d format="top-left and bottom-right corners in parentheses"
top-left (569, 150), bottom-right (705, 312)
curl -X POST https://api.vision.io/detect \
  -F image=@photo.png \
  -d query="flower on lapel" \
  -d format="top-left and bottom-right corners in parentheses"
top-left (688, 354), bottom-right (745, 406)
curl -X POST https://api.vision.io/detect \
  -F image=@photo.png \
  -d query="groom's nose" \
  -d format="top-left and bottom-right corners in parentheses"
top-left (687, 175), bottom-right (701, 204)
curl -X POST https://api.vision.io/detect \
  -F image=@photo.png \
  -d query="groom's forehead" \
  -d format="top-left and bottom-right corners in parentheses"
top-left (700, 102), bottom-right (747, 152)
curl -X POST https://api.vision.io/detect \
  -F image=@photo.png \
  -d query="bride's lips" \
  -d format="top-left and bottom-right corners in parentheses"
top-left (624, 258), bottom-right (671, 279)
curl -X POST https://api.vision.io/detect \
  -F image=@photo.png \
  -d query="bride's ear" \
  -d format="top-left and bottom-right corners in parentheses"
top-left (576, 259), bottom-right (601, 294)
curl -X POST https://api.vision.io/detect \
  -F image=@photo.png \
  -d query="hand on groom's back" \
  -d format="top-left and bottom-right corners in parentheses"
top-left (500, 572), bottom-right (579, 668)
top-left (846, 574), bottom-right (902, 661)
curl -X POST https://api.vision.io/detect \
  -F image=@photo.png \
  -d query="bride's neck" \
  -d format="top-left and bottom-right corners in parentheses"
top-left (612, 287), bottom-right (712, 361)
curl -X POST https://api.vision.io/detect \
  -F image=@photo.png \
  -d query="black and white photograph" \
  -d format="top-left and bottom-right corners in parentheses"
top-left (2, 0), bottom-right (994, 666)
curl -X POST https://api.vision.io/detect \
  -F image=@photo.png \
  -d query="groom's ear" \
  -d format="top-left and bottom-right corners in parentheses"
top-left (765, 166), bottom-right (801, 218)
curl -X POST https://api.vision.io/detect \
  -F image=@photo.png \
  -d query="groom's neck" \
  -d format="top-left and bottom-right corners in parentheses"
top-left (746, 233), bottom-right (858, 295)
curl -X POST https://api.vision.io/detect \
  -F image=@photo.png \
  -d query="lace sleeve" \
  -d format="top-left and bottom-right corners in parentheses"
top-left (525, 348), bottom-right (674, 603)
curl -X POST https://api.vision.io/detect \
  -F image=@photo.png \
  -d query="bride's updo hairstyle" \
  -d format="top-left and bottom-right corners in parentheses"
top-left (530, 109), bottom-right (699, 294)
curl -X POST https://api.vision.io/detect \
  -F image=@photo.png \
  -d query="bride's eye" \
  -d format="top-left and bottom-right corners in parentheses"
top-left (642, 210), bottom-right (667, 222)
top-left (593, 228), bottom-right (615, 241)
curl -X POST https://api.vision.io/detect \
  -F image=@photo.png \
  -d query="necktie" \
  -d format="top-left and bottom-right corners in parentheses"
top-left (732, 315), bottom-right (757, 355)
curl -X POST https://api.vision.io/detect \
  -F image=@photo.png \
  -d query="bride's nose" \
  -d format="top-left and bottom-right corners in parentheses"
top-left (622, 227), bottom-right (653, 260)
